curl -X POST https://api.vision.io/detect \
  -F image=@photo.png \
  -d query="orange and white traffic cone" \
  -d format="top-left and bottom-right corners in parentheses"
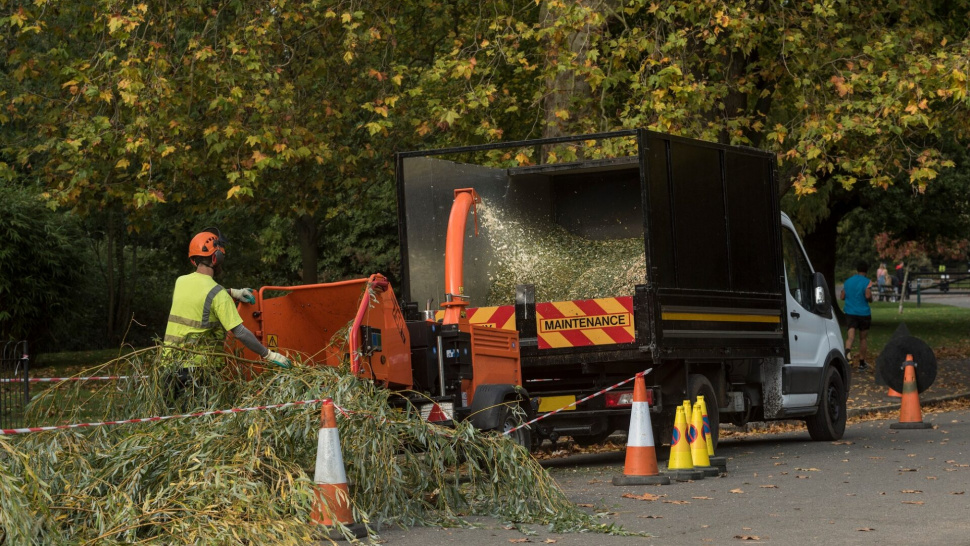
top-left (666, 406), bottom-right (704, 481)
top-left (887, 387), bottom-right (903, 398)
top-left (312, 399), bottom-right (367, 539)
top-left (690, 400), bottom-right (718, 477)
top-left (890, 355), bottom-right (932, 430)
top-left (613, 374), bottom-right (670, 486)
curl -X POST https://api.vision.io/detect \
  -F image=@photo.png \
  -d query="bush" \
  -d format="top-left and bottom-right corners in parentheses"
top-left (0, 186), bottom-right (85, 348)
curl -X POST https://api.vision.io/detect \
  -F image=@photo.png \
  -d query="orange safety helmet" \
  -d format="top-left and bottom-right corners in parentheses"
top-left (188, 227), bottom-right (227, 267)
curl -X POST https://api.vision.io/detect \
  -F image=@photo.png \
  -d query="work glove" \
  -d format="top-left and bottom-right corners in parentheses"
top-left (264, 350), bottom-right (292, 369)
top-left (229, 288), bottom-right (256, 304)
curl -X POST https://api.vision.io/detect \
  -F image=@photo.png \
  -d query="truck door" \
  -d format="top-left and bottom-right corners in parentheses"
top-left (780, 225), bottom-right (827, 407)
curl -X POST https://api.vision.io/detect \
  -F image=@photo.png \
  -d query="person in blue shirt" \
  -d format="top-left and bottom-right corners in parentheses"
top-left (840, 262), bottom-right (873, 371)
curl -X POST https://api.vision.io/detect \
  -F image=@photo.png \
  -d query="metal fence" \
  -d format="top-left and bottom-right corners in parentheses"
top-left (1, 341), bottom-right (29, 430)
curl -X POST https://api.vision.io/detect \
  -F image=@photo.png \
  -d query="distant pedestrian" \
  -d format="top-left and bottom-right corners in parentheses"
top-left (876, 263), bottom-right (889, 301)
top-left (895, 263), bottom-right (906, 299)
top-left (840, 262), bottom-right (873, 371)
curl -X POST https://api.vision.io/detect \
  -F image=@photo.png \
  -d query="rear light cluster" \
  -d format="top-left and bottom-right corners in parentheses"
top-left (605, 388), bottom-right (654, 407)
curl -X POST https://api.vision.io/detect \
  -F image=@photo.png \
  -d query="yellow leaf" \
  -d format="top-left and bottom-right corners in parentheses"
top-left (160, 145), bottom-right (175, 157)
top-left (227, 185), bottom-right (242, 199)
top-left (115, 158), bottom-right (130, 170)
top-left (108, 15), bottom-right (124, 33)
top-left (341, 12), bottom-right (352, 23)
top-left (343, 50), bottom-right (353, 64)
top-left (515, 152), bottom-right (530, 165)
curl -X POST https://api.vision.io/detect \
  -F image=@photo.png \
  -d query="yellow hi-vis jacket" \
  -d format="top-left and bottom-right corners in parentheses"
top-left (163, 272), bottom-right (244, 367)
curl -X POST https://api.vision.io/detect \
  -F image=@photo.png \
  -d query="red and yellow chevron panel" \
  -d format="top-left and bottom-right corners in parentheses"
top-left (434, 305), bottom-right (516, 330)
top-left (434, 296), bottom-right (634, 349)
top-left (536, 297), bottom-right (634, 349)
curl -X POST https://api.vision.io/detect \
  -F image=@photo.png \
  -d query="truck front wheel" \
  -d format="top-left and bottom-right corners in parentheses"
top-left (805, 366), bottom-right (846, 441)
top-left (688, 374), bottom-right (719, 449)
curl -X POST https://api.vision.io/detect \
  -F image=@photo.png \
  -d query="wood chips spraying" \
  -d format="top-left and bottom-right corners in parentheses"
top-left (480, 200), bottom-right (645, 306)
top-left (0, 347), bottom-right (614, 544)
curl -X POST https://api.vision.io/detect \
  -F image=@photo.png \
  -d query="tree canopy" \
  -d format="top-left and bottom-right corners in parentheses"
top-left (3, 0), bottom-right (970, 347)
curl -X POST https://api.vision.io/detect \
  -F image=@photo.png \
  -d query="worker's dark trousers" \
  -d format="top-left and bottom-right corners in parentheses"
top-left (164, 367), bottom-right (211, 412)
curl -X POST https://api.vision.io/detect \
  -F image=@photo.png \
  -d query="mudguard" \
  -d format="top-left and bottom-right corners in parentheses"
top-left (467, 384), bottom-right (533, 431)
top-left (822, 348), bottom-right (851, 395)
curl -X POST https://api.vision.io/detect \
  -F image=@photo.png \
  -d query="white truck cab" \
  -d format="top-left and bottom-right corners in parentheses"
top-left (768, 212), bottom-right (849, 439)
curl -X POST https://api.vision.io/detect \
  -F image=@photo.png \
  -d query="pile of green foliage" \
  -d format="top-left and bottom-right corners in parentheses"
top-left (0, 349), bottom-right (610, 544)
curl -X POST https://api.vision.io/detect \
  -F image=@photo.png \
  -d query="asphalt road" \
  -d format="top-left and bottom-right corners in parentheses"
top-left (378, 409), bottom-right (970, 545)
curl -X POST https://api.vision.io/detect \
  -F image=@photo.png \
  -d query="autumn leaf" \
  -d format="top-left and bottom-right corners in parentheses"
top-left (663, 500), bottom-right (690, 505)
top-left (858, 527), bottom-right (875, 532)
top-left (734, 536), bottom-right (760, 541)
top-left (760, 485), bottom-right (778, 489)
top-left (729, 489), bottom-right (744, 494)
top-left (623, 493), bottom-right (661, 501)
top-left (902, 501), bottom-right (925, 505)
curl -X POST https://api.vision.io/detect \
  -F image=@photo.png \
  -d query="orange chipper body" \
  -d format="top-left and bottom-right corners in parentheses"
top-left (232, 274), bottom-right (413, 389)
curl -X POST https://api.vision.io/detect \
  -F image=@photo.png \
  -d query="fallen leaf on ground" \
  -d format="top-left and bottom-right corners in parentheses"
top-left (576, 503), bottom-right (594, 508)
top-left (902, 501), bottom-right (925, 505)
top-left (663, 500), bottom-right (690, 505)
top-left (543, 540), bottom-right (557, 544)
top-left (900, 490), bottom-right (922, 494)
top-left (898, 468), bottom-right (917, 472)
top-left (832, 441), bottom-right (854, 445)
top-left (509, 540), bottom-right (531, 544)
top-left (858, 527), bottom-right (875, 532)
top-left (638, 515), bottom-right (663, 519)
top-left (692, 496), bottom-right (713, 500)
top-left (796, 475), bottom-right (809, 479)
top-left (730, 488), bottom-right (744, 494)
top-left (952, 491), bottom-right (965, 495)
top-left (795, 468), bottom-right (820, 471)
top-left (734, 535), bottom-right (760, 541)
top-left (760, 485), bottom-right (778, 488)
top-left (622, 493), bottom-right (661, 501)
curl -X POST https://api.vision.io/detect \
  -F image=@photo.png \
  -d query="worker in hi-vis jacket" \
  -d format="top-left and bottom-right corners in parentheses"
top-left (163, 227), bottom-right (290, 406)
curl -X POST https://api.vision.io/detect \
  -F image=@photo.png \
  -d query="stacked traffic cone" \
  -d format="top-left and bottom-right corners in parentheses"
top-left (682, 400), bottom-right (693, 434)
top-left (697, 395), bottom-right (727, 474)
top-left (613, 374), bottom-right (670, 485)
top-left (690, 400), bottom-right (719, 477)
top-left (666, 406), bottom-right (704, 481)
top-left (312, 400), bottom-right (367, 539)
top-left (890, 355), bottom-right (932, 430)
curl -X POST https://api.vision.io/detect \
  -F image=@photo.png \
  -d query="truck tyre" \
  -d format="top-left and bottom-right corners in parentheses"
top-left (688, 374), bottom-right (719, 449)
top-left (805, 366), bottom-right (846, 441)
top-left (500, 398), bottom-right (533, 451)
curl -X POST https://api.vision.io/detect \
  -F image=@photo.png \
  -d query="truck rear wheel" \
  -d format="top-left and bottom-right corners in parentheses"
top-left (688, 374), bottom-right (719, 449)
top-left (805, 366), bottom-right (846, 441)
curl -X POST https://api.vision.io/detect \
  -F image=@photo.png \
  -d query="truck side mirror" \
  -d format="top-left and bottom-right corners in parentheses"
top-left (813, 272), bottom-right (832, 316)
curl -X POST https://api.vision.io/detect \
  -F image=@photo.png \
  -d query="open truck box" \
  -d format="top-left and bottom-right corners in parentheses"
top-left (397, 130), bottom-right (788, 364)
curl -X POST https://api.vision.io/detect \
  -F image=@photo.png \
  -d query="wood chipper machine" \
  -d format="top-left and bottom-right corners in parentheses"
top-left (230, 189), bottom-right (535, 447)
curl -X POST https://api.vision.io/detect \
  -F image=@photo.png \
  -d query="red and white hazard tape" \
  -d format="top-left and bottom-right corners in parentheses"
top-left (0, 398), bottom-right (329, 435)
top-left (503, 368), bottom-right (653, 436)
top-left (0, 375), bottom-right (140, 384)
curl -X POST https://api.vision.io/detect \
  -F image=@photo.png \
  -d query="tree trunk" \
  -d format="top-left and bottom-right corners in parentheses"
top-left (296, 214), bottom-right (319, 285)
top-left (114, 218), bottom-right (127, 340)
top-left (801, 209), bottom-right (841, 306)
top-left (539, 1), bottom-right (618, 143)
top-left (105, 214), bottom-right (116, 341)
